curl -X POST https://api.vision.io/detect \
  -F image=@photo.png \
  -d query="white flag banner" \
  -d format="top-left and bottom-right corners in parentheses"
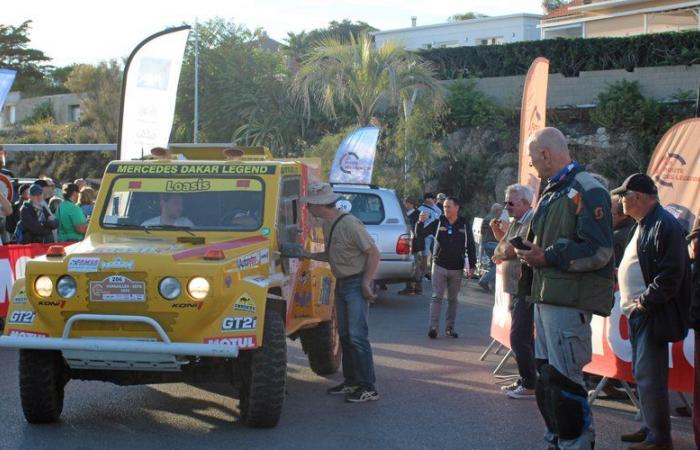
top-left (329, 127), bottom-right (380, 185)
top-left (118, 26), bottom-right (190, 160)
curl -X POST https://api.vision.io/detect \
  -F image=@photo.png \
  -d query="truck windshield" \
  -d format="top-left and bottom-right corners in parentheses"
top-left (100, 177), bottom-right (265, 231)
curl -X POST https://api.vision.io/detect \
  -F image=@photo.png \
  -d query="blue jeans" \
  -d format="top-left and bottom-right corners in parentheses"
top-left (629, 310), bottom-right (671, 445)
top-left (424, 235), bottom-right (435, 254)
top-left (335, 276), bottom-right (376, 389)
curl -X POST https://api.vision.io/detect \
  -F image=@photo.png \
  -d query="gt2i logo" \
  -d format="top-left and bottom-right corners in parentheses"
top-left (8, 310), bottom-right (35, 325)
top-left (221, 316), bottom-right (257, 331)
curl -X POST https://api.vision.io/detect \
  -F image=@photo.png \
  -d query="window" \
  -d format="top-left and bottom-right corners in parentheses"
top-left (478, 36), bottom-right (504, 46)
top-left (101, 176), bottom-right (265, 231)
top-left (69, 105), bottom-right (80, 122)
top-left (336, 192), bottom-right (385, 225)
top-left (278, 176), bottom-right (300, 245)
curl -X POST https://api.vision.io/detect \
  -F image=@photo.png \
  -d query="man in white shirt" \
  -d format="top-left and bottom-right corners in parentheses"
top-left (141, 194), bottom-right (194, 227)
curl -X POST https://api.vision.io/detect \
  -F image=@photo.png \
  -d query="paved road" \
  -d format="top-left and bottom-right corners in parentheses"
top-left (0, 281), bottom-right (695, 449)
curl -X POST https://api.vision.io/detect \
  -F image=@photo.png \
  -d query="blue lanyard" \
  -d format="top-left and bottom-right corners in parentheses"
top-left (548, 160), bottom-right (580, 184)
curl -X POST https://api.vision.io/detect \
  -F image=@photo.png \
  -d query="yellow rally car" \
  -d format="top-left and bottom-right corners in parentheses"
top-left (0, 146), bottom-right (340, 428)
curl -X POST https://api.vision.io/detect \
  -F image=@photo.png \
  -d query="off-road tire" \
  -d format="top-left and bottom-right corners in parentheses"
top-left (19, 350), bottom-right (68, 424)
top-left (239, 309), bottom-right (287, 428)
top-left (299, 308), bottom-right (341, 375)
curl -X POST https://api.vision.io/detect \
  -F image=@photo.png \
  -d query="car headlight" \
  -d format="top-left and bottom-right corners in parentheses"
top-left (188, 277), bottom-right (209, 300)
top-left (57, 276), bottom-right (77, 299)
top-left (159, 277), bottom-right (181, 300)
top-left (35, 276), bottom-right (53, 298)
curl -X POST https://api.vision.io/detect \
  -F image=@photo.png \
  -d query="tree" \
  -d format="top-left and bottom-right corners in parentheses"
top-left (284, 20), bottom-right (377, 61)
top-left (447, 12), bottom-right (489, 22)
top-left (292, 34), bottom-right (444, 126)
top-left (64, 60), bottom-right (122, 142)
top-left (0, 20), bottom-right (51, 92)
top-left (542, 0), bottom-right (571, 12)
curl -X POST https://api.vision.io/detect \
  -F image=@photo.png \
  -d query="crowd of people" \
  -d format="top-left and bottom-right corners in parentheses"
top-left (1, 177), bottom-right (96, 245)
top-left (394, 126), bottom-right (698, 449)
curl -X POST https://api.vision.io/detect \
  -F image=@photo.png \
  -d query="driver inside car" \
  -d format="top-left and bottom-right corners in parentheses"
top-left (230, 209), bottom-right (260, 228)
top-left (141, 194), bottom-right (194, 227)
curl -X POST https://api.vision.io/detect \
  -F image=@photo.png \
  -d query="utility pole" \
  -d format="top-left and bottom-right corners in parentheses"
top-left (194, 18), bottom-right (200, 143)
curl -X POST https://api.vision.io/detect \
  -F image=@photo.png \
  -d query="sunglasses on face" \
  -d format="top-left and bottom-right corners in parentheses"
top-left (504, 201), bottom-right (515, 207)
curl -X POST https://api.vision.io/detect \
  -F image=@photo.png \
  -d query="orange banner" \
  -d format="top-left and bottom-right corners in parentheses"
top-left (647, 117), bottom-right (700, 231)
top-left (518, 57), bottom-right (549, 204)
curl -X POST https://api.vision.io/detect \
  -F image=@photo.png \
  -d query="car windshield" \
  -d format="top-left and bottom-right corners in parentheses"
top-left (101, 177), bottom-right (265, 231)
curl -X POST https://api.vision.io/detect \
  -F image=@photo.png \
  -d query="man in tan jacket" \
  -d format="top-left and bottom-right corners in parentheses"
top-left (491, 184), bottom-right (536, 399)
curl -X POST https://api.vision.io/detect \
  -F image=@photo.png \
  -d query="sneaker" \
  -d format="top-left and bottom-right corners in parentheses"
top-left (345, 387), bottom-right (380, 403)
top-left (506, 385), bottom-right (536, 399)
top-left (327, 382), bottom-right (358, 395)
top-left (445, 327), bottom-right (459, 338)
top-left (500, 380), bottom-right (521, 392)
top-left (397, 288), bottom-right (416, 296)
top-left (428, 327), bottom-right (437, 339)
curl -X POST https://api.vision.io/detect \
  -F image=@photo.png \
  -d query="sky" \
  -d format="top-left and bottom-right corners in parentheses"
top-left (7, 0), bottom-right (543, 67)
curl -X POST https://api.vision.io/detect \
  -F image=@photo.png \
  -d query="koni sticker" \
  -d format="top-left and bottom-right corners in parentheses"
top-left (68, 256), bottom-right (100, 273)
top-left (204, 336), bottom-right (257, 348)
top-left (221, 316), bottom-right (257, 332)
top-left (8, 310), bottom-right (35, 325)
top-left (233, 293), bottom-right (256, 313)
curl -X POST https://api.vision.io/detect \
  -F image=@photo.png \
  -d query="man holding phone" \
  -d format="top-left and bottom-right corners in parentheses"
top-left (491, 184), bottom-right (536, 399)
top-left (516, 128), bottom-right (614, 450)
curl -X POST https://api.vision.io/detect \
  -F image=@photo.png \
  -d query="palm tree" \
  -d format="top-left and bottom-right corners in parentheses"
top-left (292, 34), bottom-right (444, 126)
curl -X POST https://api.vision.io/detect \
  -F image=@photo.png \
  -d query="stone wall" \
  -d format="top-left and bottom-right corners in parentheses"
top-left (468, 64), bottom-right (700, 108)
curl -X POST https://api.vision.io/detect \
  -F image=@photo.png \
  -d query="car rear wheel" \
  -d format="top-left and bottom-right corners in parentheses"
top-left (299, 307), bottom-right (341, 375)
top-left (19, 349), bottom-right (68, 424)
top-left (239, 309), bottom-right (287, 428)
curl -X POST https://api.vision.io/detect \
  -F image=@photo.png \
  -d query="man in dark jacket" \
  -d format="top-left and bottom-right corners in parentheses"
top-left (19, 184), bottom-right (57, 244)
top-left (416, 196), bottom-right (476, 338)
top-left (687, 217), bottom-right (700, 449)
top-left (613, 173), bottom-right (691, 450)
top-left (399, 197), bottom-right (422, 295)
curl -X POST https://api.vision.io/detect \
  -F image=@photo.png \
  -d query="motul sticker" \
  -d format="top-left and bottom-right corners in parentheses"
top-left (7, 329), bottom-right (48, 338)
top-left (204, 336), bottom-right (257, 348)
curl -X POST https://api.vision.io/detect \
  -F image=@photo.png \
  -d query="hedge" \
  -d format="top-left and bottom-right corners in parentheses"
top-left (419, 31), bottom-right (700, 79)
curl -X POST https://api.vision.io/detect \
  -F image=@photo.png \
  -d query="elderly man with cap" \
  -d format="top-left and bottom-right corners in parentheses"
top-left (297, 182), bottom-right (381, 403)
top-left (18, 184), bottom-right (57, 244)
top-left (613, 173), bottom-right (691, 450)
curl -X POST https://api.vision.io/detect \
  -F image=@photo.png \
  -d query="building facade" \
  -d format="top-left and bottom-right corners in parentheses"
top-left (1, 92), bottom-right (83, 128)
top-left (541, 0), bottom-right (700, 39)
top-left (372, 14), bottom-right (542, 51)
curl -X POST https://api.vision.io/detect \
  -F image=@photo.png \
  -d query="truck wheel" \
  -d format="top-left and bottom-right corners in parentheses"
top-left (299, 308), bottom-right (341, 375)
top-left (239, 309), bottom-right (287, 428)
top-left (19, 350), bottom-right (68, 424)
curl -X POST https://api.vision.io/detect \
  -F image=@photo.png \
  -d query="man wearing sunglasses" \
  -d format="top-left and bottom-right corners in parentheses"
top-left (416, 196), bottom-right (476, 339)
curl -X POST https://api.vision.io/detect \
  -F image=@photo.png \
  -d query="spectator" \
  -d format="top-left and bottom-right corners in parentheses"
top-left (0, 147), bottom-right (15, 178)
top-left (399, 197), bottom-right (423, 296)
top-left (492, 184), bottom-right (536, 399)
top-left (416, 196), bottom-right (476, 339)
top-left (613, 174), bottom-right (691, 450)
top-left (612, 194), bottom-right (635, 267)
top-left (56, 183), bottom-right (87, 242)
top-left (5, 183), bottom-right (29, 237)
top-left (436, 192), bottom-right (446, 213)
top-left (478, 203), bottom-right (509, 291)
top-left (516, 127), bottom-right (614, 449)
top-left (74, 178), bottom-right (87, 190)
top-left (141, 194), bottom-right (194, 227)
top-left (298, 182), bottom-right (380, 403)
top-left (417, 193), bottom-right (441, 281)
top-left (19, 184), bottom-right (57, 244)
top-left (79, 186), bottom-right (96, 219)
top-left (688, 216), bottom-right (700, 449)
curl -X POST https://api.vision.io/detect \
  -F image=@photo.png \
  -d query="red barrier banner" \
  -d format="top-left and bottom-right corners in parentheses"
top-left (0, 243), bottom-right (72, 318)
top-left (490, 271), bottom-right (694, 393)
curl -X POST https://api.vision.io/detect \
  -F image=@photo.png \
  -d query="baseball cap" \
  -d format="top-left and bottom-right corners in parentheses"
top-left (29, 184), bottom-right (43, 196)
top-left (611, 173), bottom-right (658, 196)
